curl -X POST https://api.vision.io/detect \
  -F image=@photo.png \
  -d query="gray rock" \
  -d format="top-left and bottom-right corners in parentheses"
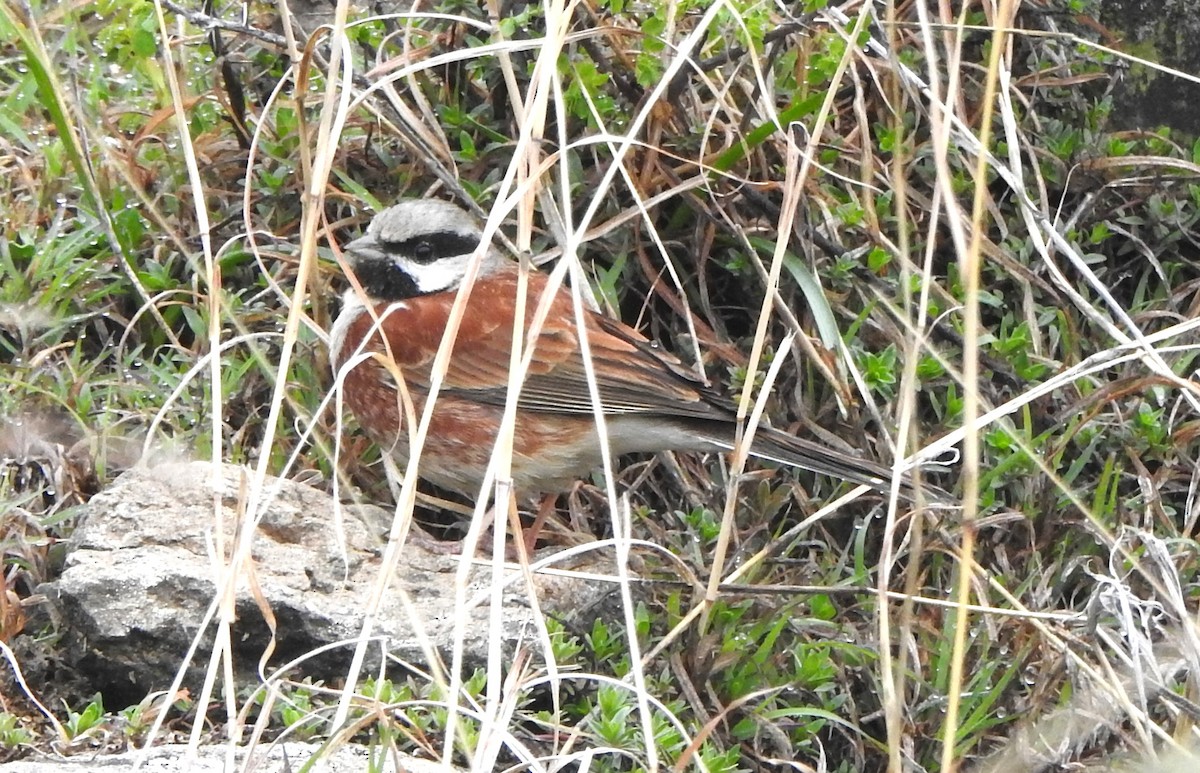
top-left (1099, 0), bottom-right (1200, 136)
top-left (43, 462), bottom-right (611, 698)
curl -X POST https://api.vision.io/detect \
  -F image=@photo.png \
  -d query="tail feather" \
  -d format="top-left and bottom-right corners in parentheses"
top-left (716, 425), bottom-right (950, 503)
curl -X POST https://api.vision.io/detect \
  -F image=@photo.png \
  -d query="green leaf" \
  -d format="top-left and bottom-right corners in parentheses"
top-left (809, 594), bottom-right (837, 621)
top-left (866, 246), bottom-right (891, 272)
top-left (131, 28), bottom-right (156, 58)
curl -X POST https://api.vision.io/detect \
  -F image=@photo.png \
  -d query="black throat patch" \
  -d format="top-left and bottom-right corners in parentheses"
top-left (353, 256), bottom-right (425, 300)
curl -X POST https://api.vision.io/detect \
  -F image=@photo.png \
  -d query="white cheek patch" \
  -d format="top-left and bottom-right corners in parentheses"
top-left (399, 253), bottom-right (473, 294)
top-left (329, 289), bottom-right (364, 370)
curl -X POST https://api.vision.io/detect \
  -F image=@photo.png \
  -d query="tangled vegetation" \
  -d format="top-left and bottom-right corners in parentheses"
top-left (3, 0), bottom-right (1200, 770)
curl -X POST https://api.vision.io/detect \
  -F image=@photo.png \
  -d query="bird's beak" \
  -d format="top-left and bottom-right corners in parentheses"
top-left (340, 234), bottom-right (376, 263)
top-left (342, 234), bottom-right (371, 254)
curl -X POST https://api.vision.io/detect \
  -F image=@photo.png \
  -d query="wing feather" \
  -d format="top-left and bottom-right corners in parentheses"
top-left (373, 268), bottom-right (737, 422)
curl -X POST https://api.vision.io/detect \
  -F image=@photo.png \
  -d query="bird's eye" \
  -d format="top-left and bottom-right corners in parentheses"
top-left (413, 241), bottom-right (434, 261)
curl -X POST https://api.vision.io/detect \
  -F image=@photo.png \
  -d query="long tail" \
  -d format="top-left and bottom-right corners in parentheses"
top-left (727, 425), bottom-right (950, 503)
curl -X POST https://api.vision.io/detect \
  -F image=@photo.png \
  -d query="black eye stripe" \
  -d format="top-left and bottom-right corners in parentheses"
top-left (380, 232), bottom-right (480, 263)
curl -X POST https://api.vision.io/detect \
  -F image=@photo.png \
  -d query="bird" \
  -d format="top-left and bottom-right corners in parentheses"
top-left (329, 198), bottom-right (938, 507)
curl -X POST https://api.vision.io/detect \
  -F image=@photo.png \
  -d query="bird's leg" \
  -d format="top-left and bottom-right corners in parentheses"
top-left (514, 493), bottom-right (560, 556)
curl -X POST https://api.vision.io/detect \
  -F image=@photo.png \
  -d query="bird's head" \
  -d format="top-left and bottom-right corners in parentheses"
top-left (342, 199), bottom-right (504, 300)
